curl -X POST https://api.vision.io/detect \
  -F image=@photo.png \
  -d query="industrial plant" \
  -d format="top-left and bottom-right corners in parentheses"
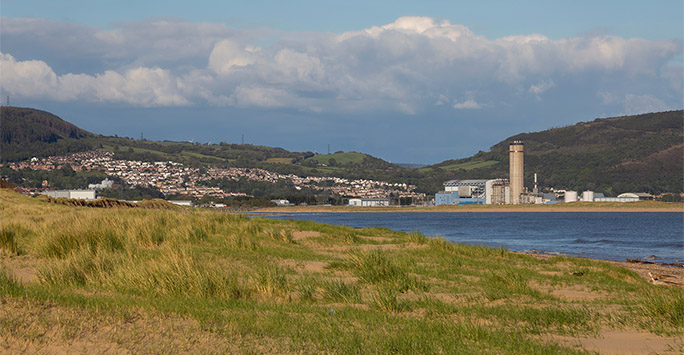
top-left (435, 140), bottom-right (654, 206)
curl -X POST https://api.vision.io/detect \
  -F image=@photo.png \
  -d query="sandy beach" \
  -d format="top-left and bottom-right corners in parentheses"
top-left (254, 202), bottom-right (684, 213)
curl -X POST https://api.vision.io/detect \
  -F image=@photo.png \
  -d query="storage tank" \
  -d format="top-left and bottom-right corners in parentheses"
top-left (582, 191), bottom-right (594, 202)
top-left (565, 191), bottom-right (578, 203)
top-left (509, 141), bottom-right (524, 204)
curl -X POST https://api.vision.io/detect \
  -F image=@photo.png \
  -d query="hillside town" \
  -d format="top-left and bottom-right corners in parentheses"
top-left (3, 150), bottom-right (425, 203)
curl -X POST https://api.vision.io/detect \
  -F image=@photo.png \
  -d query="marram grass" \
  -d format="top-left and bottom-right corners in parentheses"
top-left (0, 189), bottom-right (682, 354)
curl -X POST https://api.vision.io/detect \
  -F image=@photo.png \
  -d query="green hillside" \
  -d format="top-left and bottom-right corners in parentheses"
top-left (304, 152), bottom-right (368, 165)
top-left (425, 110), bottom-right (683, 194)
top-left (2, 106), bottom-right (682, 195)
top-left (1, 106), bottom-right (98, 161)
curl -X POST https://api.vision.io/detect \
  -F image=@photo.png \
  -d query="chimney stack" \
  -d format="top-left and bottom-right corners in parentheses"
top-left (509, 141), bottom-right (524, 204)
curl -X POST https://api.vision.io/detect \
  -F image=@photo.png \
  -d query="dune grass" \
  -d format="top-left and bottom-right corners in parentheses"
top-left (0, 188), bottom-right (682, 354)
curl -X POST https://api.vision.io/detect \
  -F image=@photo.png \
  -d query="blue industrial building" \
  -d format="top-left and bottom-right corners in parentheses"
top-left (435, 179), bottom-right (508, 206)
top-left (435, 192), bottom-right (485, 205)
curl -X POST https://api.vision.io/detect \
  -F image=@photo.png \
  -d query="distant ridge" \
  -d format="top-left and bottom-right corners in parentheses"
top-left (426, 110), bottom-right (684, 194)
top-left (396, 163), bottom-right (427, 169)
top-left (1, 106), bottom-right (682, 194)
top-left (1, 106), bottom-right (97, 161)
top-left (1, 106), bottom-right (94, 144)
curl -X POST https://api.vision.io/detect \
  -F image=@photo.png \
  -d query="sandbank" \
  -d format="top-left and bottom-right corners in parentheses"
top-left (254, 201), bottom-right (684, 213)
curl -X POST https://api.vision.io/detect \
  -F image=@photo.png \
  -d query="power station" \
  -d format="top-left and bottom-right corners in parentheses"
top-left (436, 140), bottom-right (538, 205)
top-left (508, 140), bottom-right (524, 204)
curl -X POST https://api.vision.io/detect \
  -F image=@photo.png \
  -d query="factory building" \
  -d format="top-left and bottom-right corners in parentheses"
top-left (435, 179), bottom-right (509, 205)
top-left (436, 139), bottom-right (656, 206)
top-left (348, 198), bottom-right (390, 207)
top-left (594, 193), bottom-right (653, 203)
top-left (509, 141), bottom-right (524, 204)
top-left (40, 189), bottom-right (96, 200)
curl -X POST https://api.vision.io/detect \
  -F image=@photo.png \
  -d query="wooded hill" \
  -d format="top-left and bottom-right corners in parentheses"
top-left (1, 106), bottom-right (682, 195)
top-left (428, 110), bottom-right (683, 195)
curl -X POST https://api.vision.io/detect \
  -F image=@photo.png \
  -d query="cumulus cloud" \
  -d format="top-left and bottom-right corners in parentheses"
top-left (0, 16), bottom-right (681, 113)
top-left (529, 80), bottom-right (555, 96)
top-left (1, 52), bottom-right (188, 106)
top-left (209, 40), bottom-right (258, 75)
top-left (453, 98), bottom-right (482, 109)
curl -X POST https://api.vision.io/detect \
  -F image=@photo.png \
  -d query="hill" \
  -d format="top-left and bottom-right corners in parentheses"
top-left (0, 107), bottom-right (411, 185)
top-left (1, 106), bottom-right (94, 143)
top-left (1, 106), bottom-right (682, 195)
top-left (1, 106), bottom-right (98, 161)
top-left (423, 110), bottom-right (684, 194)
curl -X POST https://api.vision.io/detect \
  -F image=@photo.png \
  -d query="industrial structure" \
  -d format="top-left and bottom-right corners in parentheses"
top-left (591, 192), bottom-right (653, 202)
top-left (348, 198), bottom-right (390, 207)
top-left (435, 179), bottom-right (510, 205)
top-left (435, 137), bottom-right (656, 206)
top-left (435, 140), bottom-right (550, 206)
top-left (508, 140), bottom-right (524, 204)
top-left (40, 189), bottom-right (96, 200)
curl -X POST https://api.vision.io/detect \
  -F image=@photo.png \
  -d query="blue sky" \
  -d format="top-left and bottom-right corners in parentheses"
top-left (1, 0), bottom-right (682, 163)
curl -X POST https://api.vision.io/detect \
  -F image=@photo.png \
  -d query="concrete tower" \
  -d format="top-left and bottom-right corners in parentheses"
top-left (509, 141), bottom-right (524, 204)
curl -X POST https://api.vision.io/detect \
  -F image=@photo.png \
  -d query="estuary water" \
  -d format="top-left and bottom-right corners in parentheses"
top-left (262, 212), bottom-right (684, 264)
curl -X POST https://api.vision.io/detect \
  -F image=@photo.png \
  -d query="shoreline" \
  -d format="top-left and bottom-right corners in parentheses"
top-left (520, 252), bottom-right (684, 287)
top-left (253, 202), bottom-right (684, 213)
top-left (250, 207), bottom-right (684, 272)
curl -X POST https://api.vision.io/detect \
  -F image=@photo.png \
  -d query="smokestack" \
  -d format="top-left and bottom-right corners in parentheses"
top-left (509, 141), bottom-right (524, 204)
top-left (533, 173), bottom-right (538, 194)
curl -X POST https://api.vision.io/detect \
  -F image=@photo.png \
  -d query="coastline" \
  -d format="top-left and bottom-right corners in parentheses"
top-left (518, 252), bottom-right (684, 287)
top-left (253, 201), bottom-right (684, 213)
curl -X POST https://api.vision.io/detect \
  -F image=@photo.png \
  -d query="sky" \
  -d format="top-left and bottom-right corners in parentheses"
top-left (1, 1), bottom-right (682, 164)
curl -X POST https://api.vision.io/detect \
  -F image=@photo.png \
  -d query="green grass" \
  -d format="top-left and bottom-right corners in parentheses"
top-left (420, 159), bottom-right (499, 172)
top-left (0, 224), bottom-right (26, 255)
top-left (1, 188), bottom-right (682, 353)
top-left (0, 266), bottom-right (23, 295)
top-left (301, 152), bottom-right (367, 165)
top-left (265, 157), bottom-right (294, 164)
top-left (179, 150), bottom-right (226, 162)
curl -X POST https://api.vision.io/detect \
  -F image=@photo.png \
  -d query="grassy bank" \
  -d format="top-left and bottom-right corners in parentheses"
top-left (1, 189), bottom-right (682, 353)
top-left (255, 200), bottom-right (684, 213)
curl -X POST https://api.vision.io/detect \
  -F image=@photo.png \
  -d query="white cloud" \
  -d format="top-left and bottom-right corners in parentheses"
top-left (273, 49), bottom-right (324, 84)
top-left (208, 40), bottom-right (258, 75)
top-left (453, 99), bottom-right (482, 109)
top-left (0, 53), bottom-right (59, 98)
top-left (1, 16), bottom-right (681, 114)
top-left (1, 52), bottom-right (188, 106)
top-left (529, 80), bottom-right (555, 95)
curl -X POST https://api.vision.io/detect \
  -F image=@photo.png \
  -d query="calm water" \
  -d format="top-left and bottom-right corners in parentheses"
top-left (262, 212), bottom-right (684, 264)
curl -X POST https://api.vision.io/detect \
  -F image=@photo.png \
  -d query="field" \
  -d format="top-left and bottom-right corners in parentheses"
top-left (302, 152), bottom-right (367, 165)
top-left (1, 189), bottom-right (682, 353)
top-left (419, 159), bottom-right (499, 172)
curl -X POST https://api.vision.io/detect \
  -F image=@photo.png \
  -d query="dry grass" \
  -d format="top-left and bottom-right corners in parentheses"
top-left (1, 188), bottom-right (682, 354)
